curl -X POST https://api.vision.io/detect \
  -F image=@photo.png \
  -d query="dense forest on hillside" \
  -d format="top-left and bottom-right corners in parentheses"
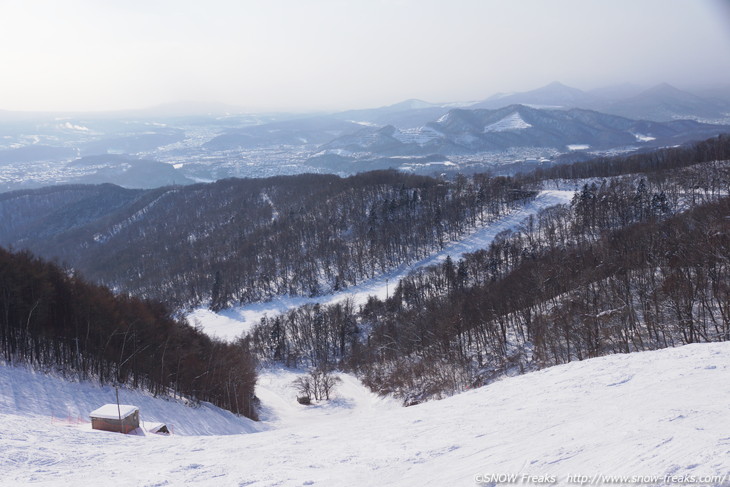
top-left (2, 134), bottom-right (729, 408)
top-left (0, 248), bottom-right (257, 418)
top-left (250, 136), bottom-right (730, 404)
top-left (523, 133), bottom-right (730, 181)
top-left (0, 170), bottom-right (533, 309)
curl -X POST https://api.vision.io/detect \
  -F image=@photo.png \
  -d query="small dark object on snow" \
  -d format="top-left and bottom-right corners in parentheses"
top-left (147, 422), bottom-right (170, 435)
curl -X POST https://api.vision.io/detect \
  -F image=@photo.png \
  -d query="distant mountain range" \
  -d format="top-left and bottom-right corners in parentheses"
top-left (472, 82), bottom-right (599, 110)
top-left (318, 104), bottom-right (729, 157)
top-left (467, 82), bottom-right (730, 123)
top-left (0, 81), bottom-right (728, 190)
top-left (600, 83), bottom-right (730, 122)
top-left (203, 116), bottom-right (364, 150)
top-left (331, 99), bottom-right (452, 129)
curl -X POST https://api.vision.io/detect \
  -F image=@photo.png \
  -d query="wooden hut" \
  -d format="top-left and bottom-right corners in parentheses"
top-left (89, 404), bottom-right (140, 434)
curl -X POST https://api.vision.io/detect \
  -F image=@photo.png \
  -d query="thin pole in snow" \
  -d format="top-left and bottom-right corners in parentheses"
top-left (116, 386), bottom-right (122, 433)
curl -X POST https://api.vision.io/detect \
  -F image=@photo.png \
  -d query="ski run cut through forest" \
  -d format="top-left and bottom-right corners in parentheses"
top-left (188, 189), bottom-right (577, 341)
top-left (1, 342), bottom-right (729, 486)
top-left (2, 135), bottom-right (730, 486)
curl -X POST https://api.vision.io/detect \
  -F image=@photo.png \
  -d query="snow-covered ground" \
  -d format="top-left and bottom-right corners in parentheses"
top-left (484, 111), bottom-right (533, 132)
top-left (0, 364), bottom-right (260, 437)
top-left (189, 189), bottom-right (575, 341)
top-left (567, 144), bottom-right (591, 151)
top-left (2, 342), bottom-right (729, 486)
top-left (254, 367), bottom-right (399, 429)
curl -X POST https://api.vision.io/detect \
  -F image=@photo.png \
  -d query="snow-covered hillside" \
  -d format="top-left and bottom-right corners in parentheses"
top-left (190, 189), bottom-right (575, 341)
top-left (2, 343), bottom-right (729, 486)
top-left (484, 111), bottom-right (533, 132)
top-left (0, 364), bottom-right (260, 437)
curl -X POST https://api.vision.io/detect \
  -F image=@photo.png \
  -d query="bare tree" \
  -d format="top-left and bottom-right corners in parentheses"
top-left (292, 367), bottom-right (342, 403)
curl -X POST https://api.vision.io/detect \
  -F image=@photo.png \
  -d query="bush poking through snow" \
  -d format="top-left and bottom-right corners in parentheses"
top-left (293, 368), bottom-right (342, 403)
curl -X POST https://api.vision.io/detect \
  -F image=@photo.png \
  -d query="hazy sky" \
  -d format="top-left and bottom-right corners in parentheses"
top-left (0, 0), bottom-right (729, 113)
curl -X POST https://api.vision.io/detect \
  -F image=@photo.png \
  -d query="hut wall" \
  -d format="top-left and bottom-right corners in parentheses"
top-left (91, 410), bottom-right (139, 433)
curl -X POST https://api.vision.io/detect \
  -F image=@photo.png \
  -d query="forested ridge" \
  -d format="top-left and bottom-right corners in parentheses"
top-left (0, 248), bottom-right (257, 418)
top-left (250, 135), bottom-right (730, 404)
top-left (0, 170), bottom-right (533, 309)
top-left (523, 132), bottom-right (730, 181)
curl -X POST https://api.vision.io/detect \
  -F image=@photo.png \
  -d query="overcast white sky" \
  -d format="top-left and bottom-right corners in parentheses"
top-left (0, 0), bottom-right (728, 113)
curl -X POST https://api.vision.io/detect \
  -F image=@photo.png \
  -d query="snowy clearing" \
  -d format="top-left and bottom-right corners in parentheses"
top-left (254, 367), bottom-right (400, 429)
top-left (189, 189), bottom-right (575, 342)
top-left (634, 133), bottom-right (657, 142)
top-left (484, 112), bottom-right (533, 132)
top-left (1, 343), bottom-right (729, 486)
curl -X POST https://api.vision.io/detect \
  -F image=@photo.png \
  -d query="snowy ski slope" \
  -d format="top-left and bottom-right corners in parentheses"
top-left (0, 365), bottom-right (260, 437)
top-left (1, 343), bottom-right (728, 486)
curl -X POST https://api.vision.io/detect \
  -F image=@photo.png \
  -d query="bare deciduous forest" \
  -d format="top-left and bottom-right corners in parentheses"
top-left (0, 171), bottom-right (533, 309)
top-left (1, 134), bottom-right (729, 412)
top-left (0, 248), bottom-right (257, 418)
top-left (251, 135), bottom-right (730, 404)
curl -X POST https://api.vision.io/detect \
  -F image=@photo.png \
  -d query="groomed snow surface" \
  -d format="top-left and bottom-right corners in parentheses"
top-left (2, 343), bottom-right (729, 486)
top-left (189, 190), bottom-right (576, 342)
